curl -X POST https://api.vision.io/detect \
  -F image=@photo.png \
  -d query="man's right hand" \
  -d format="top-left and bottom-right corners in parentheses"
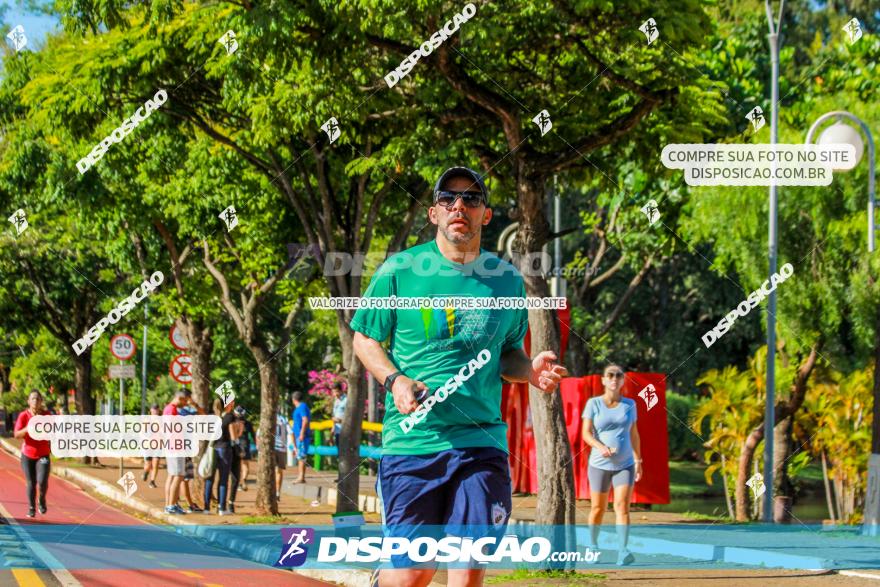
top-left (391, 375), bottom-right (428, 415)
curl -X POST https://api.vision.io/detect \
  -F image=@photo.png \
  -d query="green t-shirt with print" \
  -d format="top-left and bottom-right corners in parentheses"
top-left (349, 240), bottom-right (528, 455)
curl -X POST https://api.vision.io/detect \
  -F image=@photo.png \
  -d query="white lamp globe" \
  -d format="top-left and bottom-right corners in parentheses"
top-left (817, 122), bottom-right (864, 171)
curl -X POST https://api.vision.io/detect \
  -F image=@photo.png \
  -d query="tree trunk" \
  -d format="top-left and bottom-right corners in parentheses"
top-left (514, 171), bottom-right (575, 528)
top-left (72, 351), bottom-right (95, 416)
top-left (337, 321), bottom-right (366, 513)
top-left (821, 450), bottom-right (836, 523)
top-left (71, 351), bottom-right (96, 464)
top-left (772, 415), bottom-right (793, 523)
top-left (179, 318), bottom-right (213, 502)
top-left (720, 453), bottom-right (734, 520)
top-left (736, 433), bottom-right (760, 521)
top-left (250, 341), bottom-right (281, 515)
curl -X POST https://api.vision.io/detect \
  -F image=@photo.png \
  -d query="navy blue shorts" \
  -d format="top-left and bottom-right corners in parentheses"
top-left (378, 446), bottom-right (512, 556)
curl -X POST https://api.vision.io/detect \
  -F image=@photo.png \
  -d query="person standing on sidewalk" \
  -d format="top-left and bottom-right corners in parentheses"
top-left (204, 398), bottom-right (239, 515)
top-left (163, 390), bottom-right (189, 515)
top-left (581, 363), bottom-right (643, 566)
top-left (178, 389), bottom-right (205, 513)
top-left (331, 382), bottom-right (347, 450)
top-left (14, 390), bottom-right (52, 518)
top-left (234, 406), bottom-right (253, 492)
top-left (273, 409), bottom-right (289, 496)
top-left (142, 403), bottom-right (161, 489)
top-left (290, 391), bottom-right (311, 484)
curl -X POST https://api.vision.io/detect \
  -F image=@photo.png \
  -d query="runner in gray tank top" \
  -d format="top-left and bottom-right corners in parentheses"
top-left (581, 362), bottom-right (642, 565)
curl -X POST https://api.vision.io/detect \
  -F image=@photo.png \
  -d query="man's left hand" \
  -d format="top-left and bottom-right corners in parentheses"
top-left (528, 351), bottom-right (568, 393)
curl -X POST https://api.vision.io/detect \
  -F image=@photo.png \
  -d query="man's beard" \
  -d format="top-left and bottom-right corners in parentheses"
top-left (439, 220), bottom-right (479, 244)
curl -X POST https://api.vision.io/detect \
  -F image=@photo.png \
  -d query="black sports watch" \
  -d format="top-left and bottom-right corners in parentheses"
top-left (384, 370), bottom-right (404, 391)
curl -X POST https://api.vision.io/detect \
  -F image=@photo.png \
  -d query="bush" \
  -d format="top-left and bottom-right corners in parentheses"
top-left (667, 390), bottom-right (703, 460)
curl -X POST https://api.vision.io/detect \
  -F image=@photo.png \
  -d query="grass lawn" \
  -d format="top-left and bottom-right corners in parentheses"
top-left (669, 460), bottom-right (723, 498)
top-left (486, 570), bottom-right (606, 585)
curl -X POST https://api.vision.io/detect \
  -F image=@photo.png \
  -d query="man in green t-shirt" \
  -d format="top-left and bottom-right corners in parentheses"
top-left (351, 166), bottom-right (567, 587)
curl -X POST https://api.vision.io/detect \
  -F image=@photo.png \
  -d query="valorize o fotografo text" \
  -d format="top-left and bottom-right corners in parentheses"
top-left (73, 271), bottom-right (164, 355)
top-left (702, 263), bottom-right (794, 348)
top-left (77, 89), bottom-right (168, 174)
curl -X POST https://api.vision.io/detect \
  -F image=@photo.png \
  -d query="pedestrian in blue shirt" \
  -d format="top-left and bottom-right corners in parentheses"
top-left (582, 363), bottom-right (643, 566)
top-left (291, 391), bottom-right (312, 483)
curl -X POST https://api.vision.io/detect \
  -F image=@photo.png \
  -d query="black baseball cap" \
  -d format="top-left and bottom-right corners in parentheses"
top-left (433, 166), bottom-right (489, 206)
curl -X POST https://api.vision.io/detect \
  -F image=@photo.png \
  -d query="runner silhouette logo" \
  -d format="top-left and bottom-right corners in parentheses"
top-left (276, 528), bottom-right (314, 567)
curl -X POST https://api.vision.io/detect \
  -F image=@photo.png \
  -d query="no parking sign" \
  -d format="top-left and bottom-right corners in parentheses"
top-left (169, 354), bottom-right (193, 385)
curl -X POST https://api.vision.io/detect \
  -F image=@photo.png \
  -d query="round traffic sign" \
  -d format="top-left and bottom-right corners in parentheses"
top-left (110, 334), bottom-right (137, 361)
top-left (169, 354), bottom-right (193, 385)
top-left (169, 324), bottom-right (188, 350)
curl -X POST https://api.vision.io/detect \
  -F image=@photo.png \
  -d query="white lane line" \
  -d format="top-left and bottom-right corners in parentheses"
top-left (0, 501), bottom-right (81, 587)
top-left (840, 570), bottom-right (880, 580)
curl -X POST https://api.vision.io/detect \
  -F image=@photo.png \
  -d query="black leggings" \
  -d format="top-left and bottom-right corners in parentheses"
top-left (21, 454), bottom-right (50, 509)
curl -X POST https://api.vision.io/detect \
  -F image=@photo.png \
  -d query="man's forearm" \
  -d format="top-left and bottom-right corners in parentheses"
top-left (500, 347), bottom-right (531, 383)
top-left (353, 332), bottom-right (399, 385)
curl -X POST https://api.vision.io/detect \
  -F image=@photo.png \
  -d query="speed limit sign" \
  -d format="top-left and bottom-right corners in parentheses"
top-left (110, 334), bottom-right (137, 361)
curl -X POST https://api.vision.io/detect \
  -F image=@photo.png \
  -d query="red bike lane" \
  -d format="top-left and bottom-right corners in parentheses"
top-left (0, 448), bottom-right (331, 586)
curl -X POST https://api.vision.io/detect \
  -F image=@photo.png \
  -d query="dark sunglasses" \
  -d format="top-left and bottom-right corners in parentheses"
top-left (433, 190), bottom-right (486, 209)
top-left (604, 371), bottom-right (625, 379)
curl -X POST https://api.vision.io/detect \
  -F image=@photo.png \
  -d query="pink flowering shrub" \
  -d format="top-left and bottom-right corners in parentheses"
top-left (306, 369), bottom-right (346, 420)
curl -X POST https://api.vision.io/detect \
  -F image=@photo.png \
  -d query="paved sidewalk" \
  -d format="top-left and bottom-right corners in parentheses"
top-left (1, 437), bottom-right (381, 526)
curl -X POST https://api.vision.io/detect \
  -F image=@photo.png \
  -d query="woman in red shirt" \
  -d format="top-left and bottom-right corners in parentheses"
top-left (14, 390), bottom-right (51, 518)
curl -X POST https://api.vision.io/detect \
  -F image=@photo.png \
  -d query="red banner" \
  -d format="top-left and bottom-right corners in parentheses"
top-left (502, 307), bottom-right (669, 503)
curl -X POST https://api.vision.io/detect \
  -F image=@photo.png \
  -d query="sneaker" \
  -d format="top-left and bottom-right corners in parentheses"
top-left (26, 508), bottom-right (35, 518)
top-left (187, 504), bottom-right (203, 514)
top-left (586, 545), bottom-right (600, 564)
top-left (218, 509), bottom-right (231, 516)
top-left (172, 505), bottom-right (188, 515)
top-left (38, 501), bottom-right (47, 515)
top-left (148, 480), bottom-right (158, 489)
top-left (616, 549), bottom-right (634, 566)
top-left (228, 503), bottom-right (235, 514)
top-left (239, 484), bottom-right (247, 492)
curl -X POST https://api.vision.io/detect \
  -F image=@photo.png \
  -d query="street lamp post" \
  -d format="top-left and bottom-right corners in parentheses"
top-left (806, 111), bottom-right (877, 534)
top-left (763, 0), bottom-right (784, 523)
